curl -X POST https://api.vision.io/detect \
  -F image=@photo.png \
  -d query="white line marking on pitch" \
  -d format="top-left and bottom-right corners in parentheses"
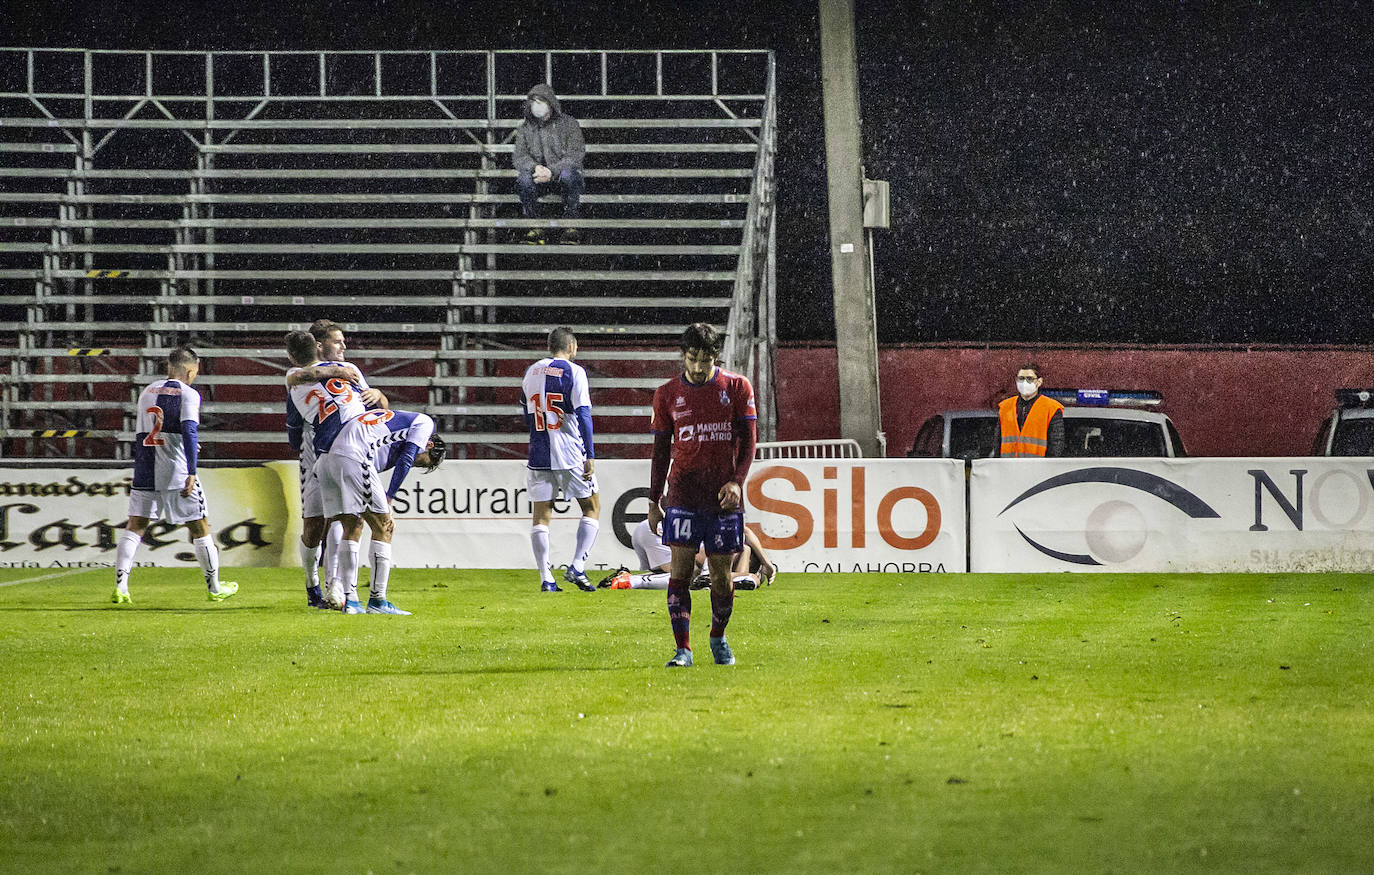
top-left (0, 568), bottom-right (92, 589)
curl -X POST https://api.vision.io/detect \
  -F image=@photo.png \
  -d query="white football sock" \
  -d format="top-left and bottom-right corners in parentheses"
top-left (300, 540), bottom-right (321, 589)
top-left (115, 528), bottom-right (141, 593)
top-left (339, 539), bottom-right (361, 602)
top-left (571, 517), bottom-right (599, 573)
top-left (632, 571), bottom-right (670, 590)
top-left (192, 535), bottom-right (220, 594)
top-left (531, 524), bottom-right (552, 582)
top-left (369, 541), bottom-right (392, 602)
top-left (325, 522), bottom-right (343, 587)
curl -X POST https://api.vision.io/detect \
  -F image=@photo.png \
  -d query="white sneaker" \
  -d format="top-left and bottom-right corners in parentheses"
top-left (323, 579), bottom-right (345, 610)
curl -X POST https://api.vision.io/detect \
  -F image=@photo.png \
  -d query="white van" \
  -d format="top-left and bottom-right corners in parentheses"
top-left (1312, 390), bottom-right (1374, 455)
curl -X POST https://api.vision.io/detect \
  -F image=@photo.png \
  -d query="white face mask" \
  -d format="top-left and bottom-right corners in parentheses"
top-left (530, 100), bottom-right (550, 120)
top-left (1016, 379), bottom-right (1038, 398)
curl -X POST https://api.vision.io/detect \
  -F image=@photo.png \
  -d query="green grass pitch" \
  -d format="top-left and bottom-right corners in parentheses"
top-left (2, 567), bottom-right (1372, 874)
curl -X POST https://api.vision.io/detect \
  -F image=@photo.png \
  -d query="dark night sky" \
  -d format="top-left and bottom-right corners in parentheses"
top-left (8, 0), bottom-right (1373, 344)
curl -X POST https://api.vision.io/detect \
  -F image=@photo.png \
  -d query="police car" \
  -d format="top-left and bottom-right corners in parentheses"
top-left (907, 390), bottom-right (1188, 459)
top-left (1312, 389), bottom-right (1374, 455)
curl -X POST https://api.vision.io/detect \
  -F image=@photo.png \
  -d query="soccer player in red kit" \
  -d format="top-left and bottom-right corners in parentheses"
top-left (647, 323), bottom-right (757, 667)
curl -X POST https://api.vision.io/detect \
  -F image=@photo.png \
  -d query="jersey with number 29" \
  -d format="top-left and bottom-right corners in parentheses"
top-left (286, 361), bottom-right (370, 459)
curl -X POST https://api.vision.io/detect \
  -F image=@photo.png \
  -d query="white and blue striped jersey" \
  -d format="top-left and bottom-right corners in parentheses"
top-left (285, 361), bottom-right (370, 459)
top-left (331, 408), bottom-right (435, 498)
top-left (132, 378), bottom-right (201, 491)
top-left (521, 356), bottom-right (594, 471)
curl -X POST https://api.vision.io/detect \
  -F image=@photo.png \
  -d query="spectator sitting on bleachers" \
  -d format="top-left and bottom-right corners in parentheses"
top-left (513, 83), bottom-right (586, 245)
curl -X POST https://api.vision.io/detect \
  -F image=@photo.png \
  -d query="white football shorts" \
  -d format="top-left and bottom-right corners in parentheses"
top-left (299, 456), bottom-right (324, 518)
top-left (631, 518), bottom-right (673, 571)
top-left (526, 467), bottom-right (598, 503)
top-left (316, 452), bottom-right (389, 519)
top-left (126, 483), bottom-right (208, 525)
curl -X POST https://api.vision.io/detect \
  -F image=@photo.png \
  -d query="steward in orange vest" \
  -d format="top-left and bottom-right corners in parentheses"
top-left (997, 365), bottom-right (1065, 457)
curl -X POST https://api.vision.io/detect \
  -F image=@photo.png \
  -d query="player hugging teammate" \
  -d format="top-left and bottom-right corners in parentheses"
top-left (647, 323), bottom-right (758, 667)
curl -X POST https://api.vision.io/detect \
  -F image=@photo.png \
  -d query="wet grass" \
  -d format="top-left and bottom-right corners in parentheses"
top-left (2, 568), bottom-right (1371, 874)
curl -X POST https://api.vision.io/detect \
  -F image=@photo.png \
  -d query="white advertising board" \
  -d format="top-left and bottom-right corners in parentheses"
top-left (739, 459), bottom-right (966, 573)
top-left (0, 463), bottom-right (299, 570)
top-left (969, 457), bottom-right (1374, 572)
top-left (391, 458), bottom-right (967, 573)
top-left (0, 457), bottom-right (973, 576)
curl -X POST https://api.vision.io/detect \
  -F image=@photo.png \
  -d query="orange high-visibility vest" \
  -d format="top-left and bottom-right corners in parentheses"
top-left (998, 394), bottom-right (1064, 457)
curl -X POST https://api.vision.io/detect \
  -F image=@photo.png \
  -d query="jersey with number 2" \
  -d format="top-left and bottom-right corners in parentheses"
top-left (133, 378), bottom-right (201, 491)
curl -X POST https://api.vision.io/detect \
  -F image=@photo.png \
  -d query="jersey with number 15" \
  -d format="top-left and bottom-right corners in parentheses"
top-left (133, 378), bottom-right (201, 491)
top-left (521, 356), bottom-right (595, 471)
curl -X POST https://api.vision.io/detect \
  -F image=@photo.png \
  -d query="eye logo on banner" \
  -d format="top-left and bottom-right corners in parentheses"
top-left (999, 467), bottom-right (1220, 565)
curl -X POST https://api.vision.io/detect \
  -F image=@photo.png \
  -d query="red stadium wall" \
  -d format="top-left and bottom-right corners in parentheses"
top-left (40, 342), bottom-right (1354, 461)
top-left (774, 344), bottom-right (1371, 457)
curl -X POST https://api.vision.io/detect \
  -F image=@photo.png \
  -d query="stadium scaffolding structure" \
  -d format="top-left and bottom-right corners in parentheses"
top-left (0, 47), bottom-right (778, 459)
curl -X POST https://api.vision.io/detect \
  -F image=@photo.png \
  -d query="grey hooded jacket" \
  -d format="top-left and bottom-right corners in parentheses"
top-left (512, 83), bottom-right (586, 177)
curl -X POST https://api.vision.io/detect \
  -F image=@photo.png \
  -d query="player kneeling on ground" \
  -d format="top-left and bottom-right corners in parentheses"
top-left (316, 408), bottom-right (445, 615)
top-left (600, 519), bottom-right (777, 591)
top-left (112, 346), bottom-right (237, 605)
top-left (647, 323), bottom-right (758, 667)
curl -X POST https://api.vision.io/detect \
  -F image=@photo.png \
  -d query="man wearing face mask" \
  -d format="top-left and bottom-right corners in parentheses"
top-left (512, 83), bottom-right (586, 245)
top-left (997, 363), bottom-right (1065, 457)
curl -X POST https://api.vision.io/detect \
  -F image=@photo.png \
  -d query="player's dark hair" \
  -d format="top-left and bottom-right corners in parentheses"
top-left (1019, 362), bottom-right (1043, 378)
top-left (285, 331), bottom-right (318, 367)
top-left (309, 319), bottom-right (342, 341)
top-left (422, 435), bottom-right (447, 472)
top-left (167, 345), bottom-right (198, 369)
top-left (680, 322), bottom-right (722, 356)
top-left (547, 326), bottom-right (576, 355)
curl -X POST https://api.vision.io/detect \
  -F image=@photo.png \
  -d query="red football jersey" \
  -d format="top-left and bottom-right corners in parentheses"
top-left (650, 367), bottom-right (757, 510)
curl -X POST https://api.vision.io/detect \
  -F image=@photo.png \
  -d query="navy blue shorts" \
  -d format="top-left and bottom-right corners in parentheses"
top-left (662, 507), bottom-right (744, 555)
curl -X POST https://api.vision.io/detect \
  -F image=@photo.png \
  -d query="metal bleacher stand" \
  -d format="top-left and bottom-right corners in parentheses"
top-left (0, 48), bottom-right (777, 459)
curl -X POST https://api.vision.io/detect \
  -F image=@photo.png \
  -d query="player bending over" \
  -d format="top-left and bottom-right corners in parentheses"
top-left (316, 407), bottom-right (445, 615)
top-left (112, 346), bottom-right (237, 604)
top-left (647, 323), bottom-right (757, 667)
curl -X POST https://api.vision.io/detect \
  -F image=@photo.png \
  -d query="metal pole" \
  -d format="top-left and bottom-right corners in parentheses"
top-left (818, 0), bottom-right (883, 457)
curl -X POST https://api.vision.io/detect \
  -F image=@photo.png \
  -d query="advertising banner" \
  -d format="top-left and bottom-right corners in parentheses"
top-left (0, 464), bottom-right (296, 570)
top-left (970, 457), bottom-right (1374, 572)
top-left (741, 459), bottom-right (966, 573)
top-left (389, 458), bottom-right (967, 574)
